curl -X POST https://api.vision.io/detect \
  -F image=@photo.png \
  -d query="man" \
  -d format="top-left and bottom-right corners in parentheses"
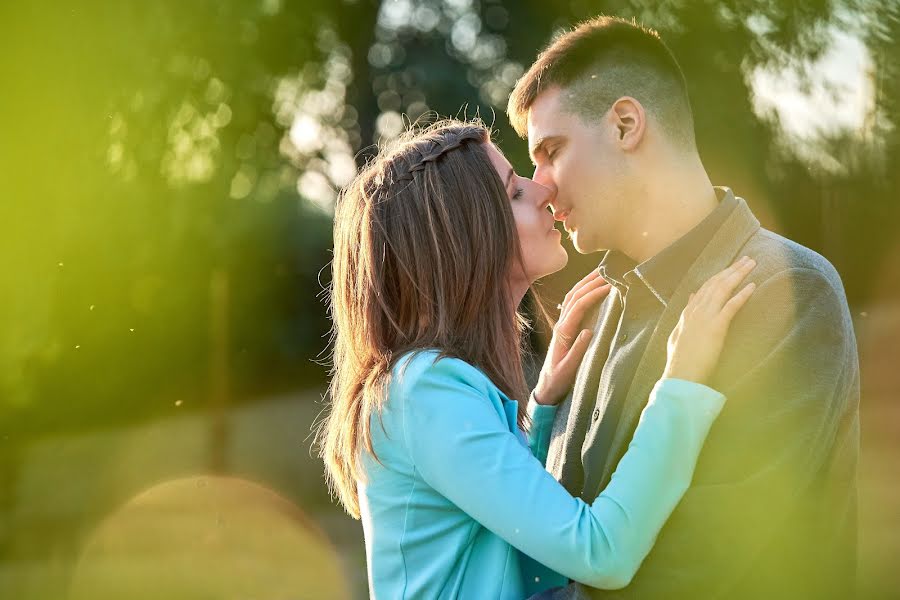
top-left (507, 16), bottom-right (860, 599)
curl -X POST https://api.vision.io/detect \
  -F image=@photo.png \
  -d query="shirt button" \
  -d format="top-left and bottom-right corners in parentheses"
top-left (620, 332), bottom-right (628, 342)
top-left (592, 408), bottom-right (601, 421)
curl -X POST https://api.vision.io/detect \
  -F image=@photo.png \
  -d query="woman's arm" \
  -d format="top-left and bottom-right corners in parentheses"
top-left (401, 358), bottom-right (724, 589)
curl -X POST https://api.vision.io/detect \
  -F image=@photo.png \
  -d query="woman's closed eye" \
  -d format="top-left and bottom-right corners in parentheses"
top-left (512, 187), bottom-right (525, 200)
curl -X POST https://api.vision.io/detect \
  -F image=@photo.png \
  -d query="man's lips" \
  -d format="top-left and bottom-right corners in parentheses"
top-left (554, 209), bottom-right (572, 231)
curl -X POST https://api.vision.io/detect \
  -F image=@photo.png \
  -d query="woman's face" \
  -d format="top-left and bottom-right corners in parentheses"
top-left (485, 143), bottom-right (568, 285)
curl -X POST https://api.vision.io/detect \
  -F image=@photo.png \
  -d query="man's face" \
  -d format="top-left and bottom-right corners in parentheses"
top-left (527, 86), bottom-right (628, 255)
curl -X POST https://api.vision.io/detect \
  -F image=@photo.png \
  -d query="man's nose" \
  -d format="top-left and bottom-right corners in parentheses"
top-left (532, 165), bottom-right (557, 197)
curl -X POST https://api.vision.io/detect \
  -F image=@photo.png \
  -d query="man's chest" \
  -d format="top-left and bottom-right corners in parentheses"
top-left (593, 290), bottom-right (664, 400)
top-left (577, 292), bottom-right (666, 493)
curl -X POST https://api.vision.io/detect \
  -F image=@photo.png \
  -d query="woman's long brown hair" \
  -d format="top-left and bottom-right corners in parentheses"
top-left (317, 119), bottom-right (533, 518)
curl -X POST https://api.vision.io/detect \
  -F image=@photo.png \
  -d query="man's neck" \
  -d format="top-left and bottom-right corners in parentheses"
top-left (620, 163), bottom-right (717, 265)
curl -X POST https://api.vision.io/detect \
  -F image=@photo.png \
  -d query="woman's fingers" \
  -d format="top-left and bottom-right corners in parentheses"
top-left (559, 283), bottom-right (610, 334)
top-left (561, 269), bottom-right (603, 315)
top-left (556, 329), bottom-right (593, 377)
top-left (711, 259), bottom-right (756, 310)
top-left (694, 256), bottom-right (756, 310)
top-left (698, 256), bottom-right (749, 294)
top-left (560, 275), bottom-right (607, 321)
top-left (664, 257), bottom-right (759, 385)
top-left (551, 282), bottom-right (609, 360)
top-left (563, 269), bottom-right (601, 303)
top-left (719, 282), bottom-right (756, 322)
top-left (552, 327), bottom-right (574, 348)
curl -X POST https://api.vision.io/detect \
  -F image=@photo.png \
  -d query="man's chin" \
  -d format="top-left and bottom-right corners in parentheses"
top-left (570, 234), bottom-right (605, 256)
top-left (570, 232), bottom-right (590, 254)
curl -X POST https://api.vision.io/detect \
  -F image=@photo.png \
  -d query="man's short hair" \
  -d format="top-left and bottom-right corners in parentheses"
top-left (508, 16), bottom-right (696, 149)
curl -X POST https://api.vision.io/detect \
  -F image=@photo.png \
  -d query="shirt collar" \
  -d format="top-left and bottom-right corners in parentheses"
top-left (597, 187), bottom-right (738, 307)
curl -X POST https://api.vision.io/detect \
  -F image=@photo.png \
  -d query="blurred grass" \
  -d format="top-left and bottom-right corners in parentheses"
top-left (1, 391), bottom-right (367, 600)
top-left (66, 476), bottom-right (352, 600)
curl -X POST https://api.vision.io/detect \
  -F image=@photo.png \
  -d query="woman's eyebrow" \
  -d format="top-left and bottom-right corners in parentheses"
top-left (505, 168), bottom-right (514, 191)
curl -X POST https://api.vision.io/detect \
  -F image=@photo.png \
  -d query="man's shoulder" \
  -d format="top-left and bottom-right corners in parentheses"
top-left (741, 227), bottom-right (846, 297)
top-left (730, 228), bottom-right (856, 350)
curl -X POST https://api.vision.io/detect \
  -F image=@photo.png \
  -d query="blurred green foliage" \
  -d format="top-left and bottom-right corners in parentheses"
top-left (2, 0), bottom-right (897, 436)
top-left (0, 0), bottom-right (893, 469)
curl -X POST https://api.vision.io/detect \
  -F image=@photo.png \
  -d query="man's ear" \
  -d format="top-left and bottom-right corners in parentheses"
top-left (610, 97), bottom-right (645, 151)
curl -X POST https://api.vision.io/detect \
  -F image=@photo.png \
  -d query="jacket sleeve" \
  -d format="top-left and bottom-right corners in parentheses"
top-left (400, 357), bottom-right (725, 589)
top-left (526, 395), bottom-right (558, 467)
top-left (573, 267), bottom-right (860, 598)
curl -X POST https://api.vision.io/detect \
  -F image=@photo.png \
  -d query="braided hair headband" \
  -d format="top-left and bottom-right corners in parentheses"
top-left (394, 133), bottom-right (482, 182)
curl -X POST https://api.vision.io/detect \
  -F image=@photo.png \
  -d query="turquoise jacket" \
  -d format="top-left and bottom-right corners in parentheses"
top-left (359, 350), bottom-right (725, 599)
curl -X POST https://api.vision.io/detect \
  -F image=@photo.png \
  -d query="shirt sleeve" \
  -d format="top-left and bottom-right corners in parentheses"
top-left (400, 357), bottom-right (725, 589)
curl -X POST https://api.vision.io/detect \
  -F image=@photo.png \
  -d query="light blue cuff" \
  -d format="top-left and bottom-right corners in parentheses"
top-left (653, 377), bottom-right (726, 418)
top-left (526, 391), bottom-right (558, 466)
top-left (527, 391), bottom-right (559, 423)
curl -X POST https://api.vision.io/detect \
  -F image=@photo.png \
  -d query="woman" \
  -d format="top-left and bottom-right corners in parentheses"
top-left (318, 119), bottom-right (756, 599)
